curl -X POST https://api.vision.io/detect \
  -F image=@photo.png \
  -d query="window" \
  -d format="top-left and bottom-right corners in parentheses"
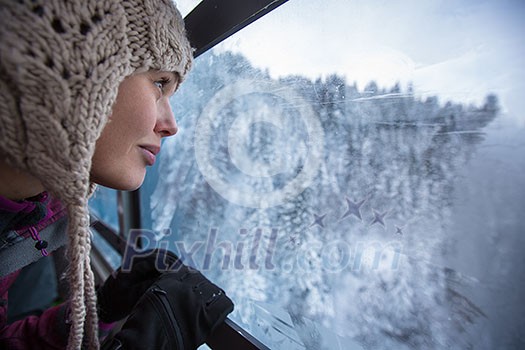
top-left (100, 0), bottom-right (525, 348)
top-left (89, 186), bottom-right (119, 232)
top-left (89, 187), bottom-right (122, 273)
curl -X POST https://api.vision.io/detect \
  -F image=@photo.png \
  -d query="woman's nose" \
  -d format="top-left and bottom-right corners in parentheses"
top-left (155, 99), bottom-right (178, 137)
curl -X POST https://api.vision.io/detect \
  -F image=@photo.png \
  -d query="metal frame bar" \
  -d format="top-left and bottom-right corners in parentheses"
top-left (120, 190), bottom-right (142, 247)
top-left (207, 319), bottom-right (271, 350)
top-left (90, 215), bottom-right (128, 253)
top-left (185, 0), bottom-right (289, 57)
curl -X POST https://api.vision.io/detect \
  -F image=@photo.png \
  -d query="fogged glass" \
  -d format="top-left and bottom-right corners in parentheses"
top-left (141, 1), bottom-right (525, 349)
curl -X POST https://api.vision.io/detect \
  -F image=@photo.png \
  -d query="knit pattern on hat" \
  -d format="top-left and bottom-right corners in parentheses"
top-left (0, 0), bottom-right (192, 349)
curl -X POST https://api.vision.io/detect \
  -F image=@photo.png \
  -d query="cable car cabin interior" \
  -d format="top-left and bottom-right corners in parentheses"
top-left (6, 0), bottom-right (524, 349)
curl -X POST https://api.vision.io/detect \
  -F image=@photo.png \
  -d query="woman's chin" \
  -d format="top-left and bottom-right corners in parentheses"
top-left (91, 172), bottom-right (145, 191)
top-left (117, 181), bottom-right (143, 191)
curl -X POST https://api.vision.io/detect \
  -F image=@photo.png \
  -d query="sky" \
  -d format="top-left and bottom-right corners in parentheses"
top-left (178, 0), bottom-right (525, 125)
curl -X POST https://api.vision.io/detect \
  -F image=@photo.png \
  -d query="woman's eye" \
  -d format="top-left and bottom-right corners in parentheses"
top-left (154, 78), bottom-right (170, 92)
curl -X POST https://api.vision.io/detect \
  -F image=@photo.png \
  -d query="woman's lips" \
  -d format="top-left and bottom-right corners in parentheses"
top-left (139, 145), bottom-right (160, 166)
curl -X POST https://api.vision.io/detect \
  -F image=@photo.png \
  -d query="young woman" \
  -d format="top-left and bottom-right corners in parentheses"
top-left (0, 0), bottom-right (233, 349)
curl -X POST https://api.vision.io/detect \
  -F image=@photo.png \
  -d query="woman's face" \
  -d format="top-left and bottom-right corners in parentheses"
top-left (90, 70), bottom-right (179, 190)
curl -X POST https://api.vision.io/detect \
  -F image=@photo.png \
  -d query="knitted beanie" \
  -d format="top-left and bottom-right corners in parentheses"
top-left (0, 1), bottom-right (192, 349)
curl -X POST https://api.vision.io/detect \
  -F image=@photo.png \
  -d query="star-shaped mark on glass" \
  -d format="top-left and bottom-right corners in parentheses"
top-left (310, 212), bottom-right (328, 228)
top-left (287, 233), bottom-right (301, 247)
top-left (340, 197), bottom-right (366, 221)
top-left (369, 209), bottom-right (388, 228)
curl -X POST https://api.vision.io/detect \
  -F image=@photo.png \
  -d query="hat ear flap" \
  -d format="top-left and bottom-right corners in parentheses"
top-left (0, 69), bottom-right (26, 166)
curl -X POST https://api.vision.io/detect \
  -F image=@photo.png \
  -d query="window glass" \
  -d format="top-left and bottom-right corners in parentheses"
top-left (174, 0), bottom-right (203, 17)
top-left (141, 0), bottom-right (525, 348)
top-left (92, 231), bottom-right (122, 270)
top-left (89, 186), bottom-right (119, 232)
top-left (89, 187), bottom-right (122, 268)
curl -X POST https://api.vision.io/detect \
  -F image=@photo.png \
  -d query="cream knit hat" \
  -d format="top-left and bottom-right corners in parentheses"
top-left (0, 0), bottom-right (192, 349)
